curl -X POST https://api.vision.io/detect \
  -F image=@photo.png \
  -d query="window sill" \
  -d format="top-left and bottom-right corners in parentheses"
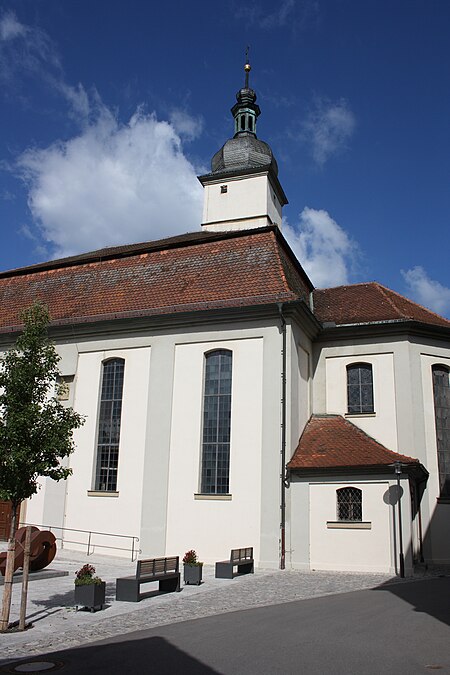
top-left (345, 413), bottom-right (376, 418)
top-left (87, 490), bottom-right (119, 497)
top-left (194, 494), bottom-right (232, 501)
top-left (327, 521), bottom-right (372, 530)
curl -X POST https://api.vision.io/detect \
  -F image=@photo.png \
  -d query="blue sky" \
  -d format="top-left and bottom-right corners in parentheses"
top-left (1, 0), bottom-right (449, 316)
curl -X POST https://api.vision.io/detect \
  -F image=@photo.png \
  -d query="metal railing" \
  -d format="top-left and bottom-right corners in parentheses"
top-left (19, 522), bottom-right (141, 561)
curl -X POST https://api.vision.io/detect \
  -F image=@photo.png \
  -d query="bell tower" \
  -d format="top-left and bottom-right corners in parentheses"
top-left (198, 60), bottom-right (288, 232)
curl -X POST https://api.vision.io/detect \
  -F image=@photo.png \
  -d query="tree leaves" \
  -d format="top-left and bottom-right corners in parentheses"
top-left (0, 302), bottom-right (84, 506)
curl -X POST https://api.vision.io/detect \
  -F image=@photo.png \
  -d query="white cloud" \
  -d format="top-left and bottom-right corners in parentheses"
top-left (284, 206), bottom-right (358, 287)
top-left (17, 105), bottom-right (203, 258)
top-left (2, 10), bottom-right (204, 259)
top-left (260, 0), bottom-right (296, 28)
top-left (301, 98), bottom-right (356, 166)
top-left (0, 10), bottom-right (26, 40)
top-left (402, 266), bottom-right (450, 317)
top-left (169, 110), bottom-right (203, 142)
top-left (0, 9), bottom-right (89, 122)
top-left (235, 0), bottom-right (318, 31)
top-left (0, 10), bottom-right (60, 80)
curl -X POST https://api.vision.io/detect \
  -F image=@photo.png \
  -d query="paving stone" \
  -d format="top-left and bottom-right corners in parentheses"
top-left (0, 549), bottom-right (448, 666)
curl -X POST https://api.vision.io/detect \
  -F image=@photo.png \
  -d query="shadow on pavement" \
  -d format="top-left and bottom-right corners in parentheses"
top-left (31, 581), bottom-right (117, 609)
top-left (3, 635), bottom-right (222, 675)
top-left (373, 576), bottom-right (450, 627)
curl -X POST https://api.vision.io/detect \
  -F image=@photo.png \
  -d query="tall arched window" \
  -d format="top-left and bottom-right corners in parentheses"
top-left (347, 363), bottom-right (374, 414)
top-left (432, 365), bottom-right (450, 498)
top-left (337, 487), bottom-right (362, 521)
top-left (200, 349), bottom-right (232, 494)
top-left (94, 358), bottom-right (125, 491)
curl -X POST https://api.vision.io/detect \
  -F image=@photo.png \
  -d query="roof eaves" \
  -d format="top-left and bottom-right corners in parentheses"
top-left (282, 300), bottom-right (322, 338)
top-left (0, 294), bottom-right (297, 337)
top-left (317, 318), bottom-right (450, 340)
top-left (288, 462), bottom-right (427, 479)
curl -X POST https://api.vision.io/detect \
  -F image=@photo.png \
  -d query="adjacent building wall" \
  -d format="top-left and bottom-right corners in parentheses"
top-left (313, 331), bottom-right (450, 567)
top-left (290, 473), bottom-right (413, 574)
top-left (324, 349), bottom-right (398, 450)
top-left (420, 349), bottom-right (450, 563)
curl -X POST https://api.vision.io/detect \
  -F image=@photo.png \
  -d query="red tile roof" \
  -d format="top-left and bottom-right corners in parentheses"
top-left (0, 227), bottom-right (312, 331)
top-left (1, 227), bottom-right (448, 334)
top-left (288, 414), bottom-right (420, 471)
top-left (313, 282), bottom-right (450, 328)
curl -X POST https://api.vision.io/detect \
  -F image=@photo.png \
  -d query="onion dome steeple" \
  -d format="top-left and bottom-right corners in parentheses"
top-left (210, 59), bottom-right (279, 176)
top-left (198, 58), bottom-right (288, 233)
top-left (232, 60), bottom-right (260, 137)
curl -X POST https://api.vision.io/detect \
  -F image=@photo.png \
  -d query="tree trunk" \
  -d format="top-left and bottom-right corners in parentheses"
top-left (19, 526), bottom-right (32, 631)
top-left (0, 503), bottom-right (19, 632)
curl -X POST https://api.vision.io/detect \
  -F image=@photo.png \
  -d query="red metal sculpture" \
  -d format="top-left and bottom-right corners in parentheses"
top-left (0, 526), bottom-right (57, 576)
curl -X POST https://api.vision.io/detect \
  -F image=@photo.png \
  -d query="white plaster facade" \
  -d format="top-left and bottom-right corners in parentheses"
top-left (23, 318), bottom-right (287, 568)
top-left (16, 309), bottom-right (448, 575)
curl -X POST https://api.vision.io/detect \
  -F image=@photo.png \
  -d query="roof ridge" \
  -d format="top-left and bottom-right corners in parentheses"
top-left (313, 281), bottom-right (378, 292)
top-left (270, 231), bottom-right (291, 293)
top-left (373, 282), bottom-right (410, 320)
top-left (376, 282), bottom-right (450, 325)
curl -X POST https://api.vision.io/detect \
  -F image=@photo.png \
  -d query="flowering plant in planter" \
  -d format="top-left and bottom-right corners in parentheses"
top-left (182, 550), bottom-right (203, 585)
top-left (74, 564), bottom-right (103, 586)
top-left (74, 564), bottom-right (106, 612)
top-left (182, 550), bottom-right (201, 567)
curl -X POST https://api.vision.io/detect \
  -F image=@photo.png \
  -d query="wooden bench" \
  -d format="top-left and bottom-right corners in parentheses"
top-left (215, 547), bottom-right (254, 579)
top-left (116, 556), bottom-right (181, 602)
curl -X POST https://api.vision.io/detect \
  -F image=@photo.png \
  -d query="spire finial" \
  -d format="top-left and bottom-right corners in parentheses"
top-left (244, 46), bottom-right (251, 88)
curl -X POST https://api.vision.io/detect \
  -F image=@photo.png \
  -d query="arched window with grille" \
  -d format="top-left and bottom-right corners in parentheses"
top-left (347, 363), bottom-right (374, 414)
top-left (94, 358), bottom-right (125, 492)
top-left (432, 364), bottom-right (450, 498)
top-left (200, 349), bottom-right (232, 494)
top-left (337, 487), bottom-right (362, 521)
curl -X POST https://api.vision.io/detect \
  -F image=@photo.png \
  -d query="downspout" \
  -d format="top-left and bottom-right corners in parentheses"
top-left (417, 492), bottom-right (425, 564)
top-left (416, 474), bottom-right (428, 564)
top-left (277, 303), bottom-right (287, 570)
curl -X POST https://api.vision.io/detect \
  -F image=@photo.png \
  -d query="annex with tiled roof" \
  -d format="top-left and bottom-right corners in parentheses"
top-left (288, 414), bottom-right (425, 474)
top-left (0, 226), bottom-right (313, 332)
top-left (313, 282), bottom-right (450, 329)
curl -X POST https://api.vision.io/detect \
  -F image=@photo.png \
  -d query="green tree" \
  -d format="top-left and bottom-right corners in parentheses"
top-left (0, 303), bottom-right (84, 631)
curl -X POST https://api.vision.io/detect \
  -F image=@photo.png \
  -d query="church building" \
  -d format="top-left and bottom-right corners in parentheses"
top-left (1, 63), bottom-right (449, 575)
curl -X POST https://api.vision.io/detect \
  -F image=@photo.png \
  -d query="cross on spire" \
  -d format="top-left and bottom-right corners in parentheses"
top-left (244, 46), bottom-right (251, 88)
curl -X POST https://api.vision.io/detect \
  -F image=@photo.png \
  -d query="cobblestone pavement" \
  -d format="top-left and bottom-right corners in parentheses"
top-left (0, 549), bottom-right (447, 666)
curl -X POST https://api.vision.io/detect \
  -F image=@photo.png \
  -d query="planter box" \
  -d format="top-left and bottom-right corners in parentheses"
top-left (183, 564), bottom-right (203, 585)
top-left (74, 581), bottom-right (106, 612)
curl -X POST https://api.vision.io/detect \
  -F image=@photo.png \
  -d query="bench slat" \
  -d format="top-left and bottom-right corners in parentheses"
top-left (230, 547), bottom-right (253, 563)
top-left (136, 556), bottom-right (179, 579)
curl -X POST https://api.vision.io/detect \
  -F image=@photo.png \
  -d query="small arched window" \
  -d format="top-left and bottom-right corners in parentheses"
top-left (347, 363), bottom-right (374, 414)
top-left (337, 487), bottom-right (362, 521)
top-left (432, 365), bottom-right (450, 498)
top-left (94, 358), bottom-right (125, 492)
top-left (200, 349), bottom-right (232, 494)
